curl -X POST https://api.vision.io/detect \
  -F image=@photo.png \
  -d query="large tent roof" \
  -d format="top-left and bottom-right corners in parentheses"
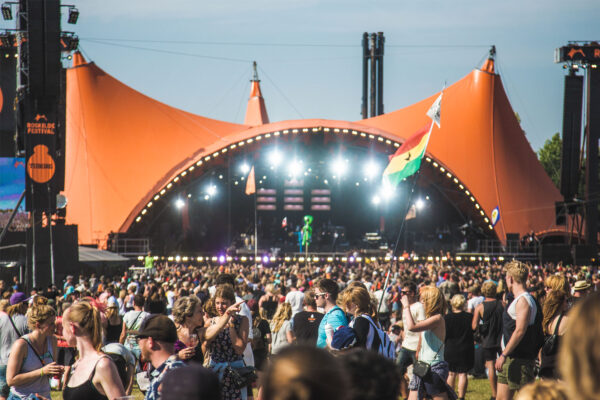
top-left (65, 54), bottom-right (562, 246)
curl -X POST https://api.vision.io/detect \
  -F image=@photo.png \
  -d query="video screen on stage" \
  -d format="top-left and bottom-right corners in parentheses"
top-left (0, 157), bottom-right (28, 231)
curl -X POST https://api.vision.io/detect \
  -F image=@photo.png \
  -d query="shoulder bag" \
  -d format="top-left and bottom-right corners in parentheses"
top-left (413, 337), bottom-right (443, 378)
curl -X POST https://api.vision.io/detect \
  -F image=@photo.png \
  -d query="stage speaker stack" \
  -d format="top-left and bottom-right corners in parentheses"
top-left (539, 244), bottom-right (572, 264)
top-left (560, 72), bottom-right (583, 202)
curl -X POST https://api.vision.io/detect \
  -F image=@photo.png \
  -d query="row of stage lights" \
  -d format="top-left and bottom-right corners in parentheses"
top-left (136, 127), bottom-right (492, 233)
top-left (136, 254), bottom-right (506, 264)
top-left (238, 150), bottom-right (382, 180)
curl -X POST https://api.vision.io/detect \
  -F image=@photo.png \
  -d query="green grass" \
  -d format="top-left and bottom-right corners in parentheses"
top-left (50, 378), bottom-right (493, 399)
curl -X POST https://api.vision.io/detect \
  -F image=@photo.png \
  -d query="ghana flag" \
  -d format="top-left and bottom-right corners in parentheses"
top-left (382, 93), bottom-right (442, 186)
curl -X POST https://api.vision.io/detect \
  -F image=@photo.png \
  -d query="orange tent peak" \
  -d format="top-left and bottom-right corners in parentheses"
top-left (244, 61), bottom-right (269, 126)
top-left (480, 45), bottom-right (496, 74)
top-left (71, 51), bottom-right (87, 67)
top-left (249, 80), bottom-right (263, 98)
top-left (481, 58), bottom-right (495, 74)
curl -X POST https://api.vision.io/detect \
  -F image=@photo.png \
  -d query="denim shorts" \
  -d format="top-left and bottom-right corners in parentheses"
top-left (0, 364), bottom-right (8, 398)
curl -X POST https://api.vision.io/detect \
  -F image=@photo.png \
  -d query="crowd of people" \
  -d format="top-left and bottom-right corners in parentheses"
top-left (0, 257), bottom-right (598, 400)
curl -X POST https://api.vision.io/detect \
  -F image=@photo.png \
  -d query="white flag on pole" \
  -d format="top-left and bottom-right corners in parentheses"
top-left (427, 93), bottom-right (443, 128)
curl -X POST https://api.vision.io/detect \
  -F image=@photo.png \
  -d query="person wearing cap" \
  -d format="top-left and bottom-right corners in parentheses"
top-left (572, 280), bottom-right (591, 301)
top-left (0, 294), bottom-right (29, 400)
top-left (134, 314), bottom-right (184, 400)
top-left (161, 363), bottom-right (221, 400)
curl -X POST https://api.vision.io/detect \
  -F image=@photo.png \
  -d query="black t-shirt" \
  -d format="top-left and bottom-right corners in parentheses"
top-left (252, 319), bottom-right (271, 351)
top-left (292, 311), bottom-right (324, 345)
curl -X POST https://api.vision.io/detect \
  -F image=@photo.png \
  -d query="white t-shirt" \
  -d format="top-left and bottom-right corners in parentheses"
top-left (402, 302), bottom-right (426, 351)
top-left (166, 290), bottom-right (175, 309)
top-left (467, 296), bottom-right (484, 312)
top-left (374, 290), bottom-right (392, 313)
top-left (285, 290), bottom-right (305, 316)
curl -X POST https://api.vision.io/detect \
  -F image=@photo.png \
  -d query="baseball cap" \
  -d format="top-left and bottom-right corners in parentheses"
top-left (161, 364), bottom-right (220, 400)
top-left (10, 292), bottom-right (29, 305)
top-left (132, 314), bottom-right (178, 343)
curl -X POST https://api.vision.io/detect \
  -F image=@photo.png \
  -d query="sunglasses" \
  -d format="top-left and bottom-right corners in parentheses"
top-left (314, 293), bottom-right (327, 298)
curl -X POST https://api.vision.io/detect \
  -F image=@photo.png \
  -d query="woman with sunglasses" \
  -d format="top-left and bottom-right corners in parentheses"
top-left (6, 303), bottom-right (62, 400)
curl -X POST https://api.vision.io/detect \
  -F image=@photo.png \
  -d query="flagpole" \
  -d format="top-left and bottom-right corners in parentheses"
top-left (254, 192), bottom-right (258, 267)
top-left (392, 169), bottom-right (421, 256)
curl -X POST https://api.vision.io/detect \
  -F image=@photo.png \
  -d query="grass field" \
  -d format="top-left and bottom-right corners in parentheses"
top-left (50, 377), bottom-right (493, 399)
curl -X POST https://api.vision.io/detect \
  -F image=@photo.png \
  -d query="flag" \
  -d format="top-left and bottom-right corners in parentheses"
top-left (491, 206), bottom-right (500, 227)
top-left (405, 204), bottom-right (417, 220)
top-left (245, 166), bottom-right (255, 195)
top-left (281, 217), bottom-right (287, 228)
top-left (382, 93), bottom-right (442, 186)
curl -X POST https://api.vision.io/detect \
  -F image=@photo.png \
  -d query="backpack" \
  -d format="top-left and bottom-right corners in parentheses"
top-left (362, 315), bottom-right (396, 360)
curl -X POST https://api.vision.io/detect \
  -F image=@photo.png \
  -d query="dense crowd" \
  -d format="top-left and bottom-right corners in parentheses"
top-left (0, 257), bottom-right (598, 400)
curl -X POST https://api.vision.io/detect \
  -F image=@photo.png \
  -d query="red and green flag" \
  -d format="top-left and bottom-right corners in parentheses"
top-left (383, 94), bottom-right (442, 186)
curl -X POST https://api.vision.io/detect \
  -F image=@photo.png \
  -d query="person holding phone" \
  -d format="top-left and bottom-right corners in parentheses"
top-left (6, 303), bottom-right (62, 400)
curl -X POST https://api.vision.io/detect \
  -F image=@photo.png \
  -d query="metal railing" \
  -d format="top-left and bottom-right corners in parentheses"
top-left (107, 238), bottom-right (149, 257)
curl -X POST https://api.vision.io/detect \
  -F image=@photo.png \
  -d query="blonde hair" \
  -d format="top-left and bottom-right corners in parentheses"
top-left (450, 294), bottom-right (466, 311)
top-left (559, 292), bottom-right (600, 400)
top-left (545, 275), bottom-right (569, 293)
top-left (27, 304), bottom-right (56, 331)
top-left (420, 286), bottom-right (446, 318)
top-left (172, 296), bottom-right (201, 325)
top-left (339, 286), bottom-right (374, 316)
top-left (271, 302), bottom-right (292, 333)
top-left (481, 281), bottom-right (497, 298)
top-left (515, 380), bottom-right (568, 400)
top-left (65, 301), bottom-right (103, 351)
top-left (542, 290), bottom-right (567, 335)
top-left (7, 301), bottom-right (28, 317)
top-left (504, 260), bottom-right (529, 284)
top-left (0, 299), bottom-right (9, 312)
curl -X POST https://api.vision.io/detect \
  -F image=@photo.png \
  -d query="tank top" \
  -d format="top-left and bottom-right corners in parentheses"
top-left (481, 300), bottom-right (503, 348)
top-left (105, 320), bottom-right (122, 344)
top-left (502, 292), bottom-right (543, 359)
top-left (418, 330), bottom-right (444, 365)
top-left (10, 335), bottom-right (53, 399)
top-left (63, 356), bottom-right (110, 400)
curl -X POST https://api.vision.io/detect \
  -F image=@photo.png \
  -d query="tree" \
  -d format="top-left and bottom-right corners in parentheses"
top-left (537, 132), bottom-right (561, 189)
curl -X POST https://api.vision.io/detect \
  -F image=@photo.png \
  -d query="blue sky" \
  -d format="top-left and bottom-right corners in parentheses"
top-left (63, 0), bottom-right (599, 151)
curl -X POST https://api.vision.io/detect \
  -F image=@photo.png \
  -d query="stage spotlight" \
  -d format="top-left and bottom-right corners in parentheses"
top-left (67, 7), bottom-right (79, 24)
top-left (175, 198), bottom-right (185, 209)
top-left (1, 4), bottom-right (12, 20)
top-left (288, 159), bottom-right (303, 177)
top-left (415, 198), bottom-right (425, 210)
top-left (363, 161), bottom-right (379, 178)
top-left (372, 195), bottom-right (381, 205)
top-left (240, 163), bottom-right (250, 174)
top-left (207, 185), bottom-right (217, 196)
top-left (331, 158), bottom-right (348, 176)
top-left (380, 181), bottom-right (395, 201)
top-left (268, 149), bottom-right (283, 167)
top-left (204, 194), bottom-right (210, 200)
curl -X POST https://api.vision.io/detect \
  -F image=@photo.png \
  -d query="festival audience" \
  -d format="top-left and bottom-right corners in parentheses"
top-left (0, 257), bottom-right (597, 400)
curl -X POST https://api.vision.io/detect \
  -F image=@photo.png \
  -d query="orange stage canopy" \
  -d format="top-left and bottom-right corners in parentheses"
top-left (65, 53), bottom-right (562, 246)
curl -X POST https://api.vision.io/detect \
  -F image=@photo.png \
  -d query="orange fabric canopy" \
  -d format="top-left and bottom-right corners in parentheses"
top-left (65, 55), bottom-right (562, 246)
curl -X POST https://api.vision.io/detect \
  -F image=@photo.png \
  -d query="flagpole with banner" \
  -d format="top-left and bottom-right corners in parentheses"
top-left (245, 166), bottom-right (257, 265)
top-left (382, 92), bottom-right (443, 256)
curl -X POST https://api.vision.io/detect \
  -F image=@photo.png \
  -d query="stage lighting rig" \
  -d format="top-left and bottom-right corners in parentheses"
top-left (66, 6), bottom-right (78, 24)
top-left (206, 185), bottom-right (217, 196)
top-left (268, 149), bottom-right (282, 167)
top-left (60, 32), bottom-right (79, 52)
top-left (331, 158), bottom-right (348, 177)
top-left (239, 163), bottom-right (250, 174)
top-left (1, 4), bottom-right (12, 20)
top-left (175, 198), bottom-right (185, 209)
top-left (0, 32), bottom-right (13, 48)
